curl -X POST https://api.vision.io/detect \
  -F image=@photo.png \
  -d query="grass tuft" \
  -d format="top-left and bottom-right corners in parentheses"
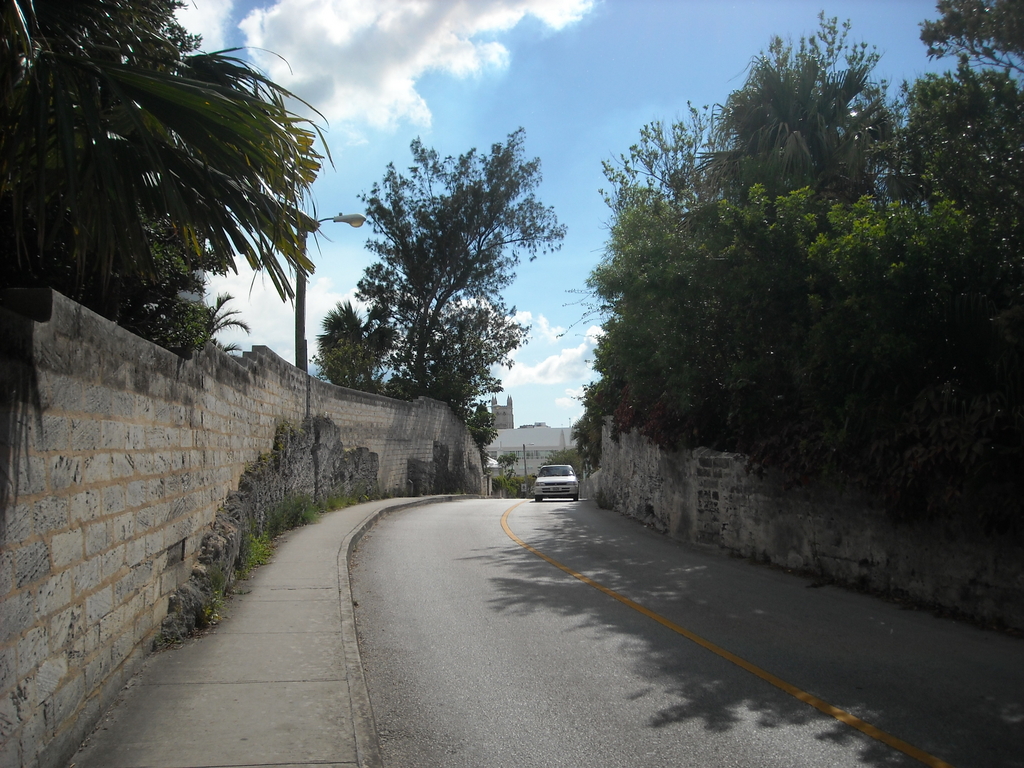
top-left (234, 484), bottom-right (381, 581)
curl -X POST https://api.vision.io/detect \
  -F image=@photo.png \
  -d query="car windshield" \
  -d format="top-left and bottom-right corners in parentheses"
top-left (538, 466), bottom-right (573, 477)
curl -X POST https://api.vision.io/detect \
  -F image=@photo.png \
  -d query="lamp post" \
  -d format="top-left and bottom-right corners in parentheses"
top-left (522, 443), bottom-right (533, 497)
top-left (295, 212), bottom-right (366, 372)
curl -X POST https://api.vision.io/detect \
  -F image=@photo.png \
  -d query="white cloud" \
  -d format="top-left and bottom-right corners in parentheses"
top-left (176, 0), bottom-right (235, 52)
top-left (205, 267), bottom-right (296, 360)
top-left (516, 311), bottom-right (565, 344)
top-left (555, 385), bottom-right (584, 410)
top-left (206, 263), bottom-right (355, 363)
top-left (237, 0), bottom-right (594, 128)
top-left (502, 325), bottom-right (601, 386)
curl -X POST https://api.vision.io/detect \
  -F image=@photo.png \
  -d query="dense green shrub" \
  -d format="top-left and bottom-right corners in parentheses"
top-left (582, 13), bottom-right (1024, 531)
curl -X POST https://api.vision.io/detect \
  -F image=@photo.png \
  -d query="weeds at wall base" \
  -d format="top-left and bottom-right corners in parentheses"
top-left (158, 485), bottom-right (381, 647)
top-left (234, 485), bottom-right (379, 581)
top-left (153, 565), bottom-right (228, 650)
top-left (236, 533), bottom-right (273, 580)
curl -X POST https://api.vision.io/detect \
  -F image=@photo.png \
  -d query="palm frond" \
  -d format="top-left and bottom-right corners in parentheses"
top-left (1, 0), bottom-right (326, 298)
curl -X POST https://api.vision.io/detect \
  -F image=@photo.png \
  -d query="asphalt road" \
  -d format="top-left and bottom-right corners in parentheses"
top-left (350, 498), bottom-right (1024, 768)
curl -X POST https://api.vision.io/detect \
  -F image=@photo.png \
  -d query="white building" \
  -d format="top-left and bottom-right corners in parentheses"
top-left (486, 423), bottom-right (573, 476)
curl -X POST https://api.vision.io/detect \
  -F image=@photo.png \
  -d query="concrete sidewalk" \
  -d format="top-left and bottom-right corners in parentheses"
top-left (67, 496), bottom-right (463, 768)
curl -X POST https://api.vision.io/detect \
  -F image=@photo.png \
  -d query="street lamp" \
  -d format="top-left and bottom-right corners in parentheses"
top-left (295, 212), bottom-right (366, 372)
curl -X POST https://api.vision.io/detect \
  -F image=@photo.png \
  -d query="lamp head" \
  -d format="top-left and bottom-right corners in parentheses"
top-left (332, 212), bottom-right (366, 227)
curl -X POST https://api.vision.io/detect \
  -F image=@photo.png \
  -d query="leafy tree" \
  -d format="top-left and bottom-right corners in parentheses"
top-left (901, 64), bottom-right (1024, 222)
top-left (582, 14), bottom-right (1024, 529)
top-left (589, 16), bottom-right (894, 449)
top-left (110, 221), bottom-right (219, 353)
top-left (600, 107), bottom-right (719, 219)
top-left (357, 129), bottom-right (565, 417)
top-left (318, 302), bottom-right (362, 350)
top-left (591, 183), bottom-right (826, 452)
top-left (497, 452), bottom-right (520, 478)
top-left (1, 0), bottom-right (324, 300)
top-left (465, 403), bottom-right (499, 465)
top-left (920, 0), bottom-right (1024, 75)
top-left (798, 198), bottom-right (1023, 520)
top-left (314, 342), bottom-right (386, 393)
top-left (3, 212), bottom-right (227, 353)
top-left (572, 383), bottom-right (609, 471)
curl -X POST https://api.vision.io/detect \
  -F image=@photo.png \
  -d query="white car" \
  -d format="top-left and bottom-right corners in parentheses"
top-left (533, 465), bottom-right (579, 502)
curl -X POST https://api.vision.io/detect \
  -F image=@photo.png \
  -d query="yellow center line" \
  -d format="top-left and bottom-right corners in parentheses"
top-left (500, 502), bottom-right (955, 768)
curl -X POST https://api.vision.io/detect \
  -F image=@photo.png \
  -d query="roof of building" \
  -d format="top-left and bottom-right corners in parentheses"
top-left (487, 426), bottom-right (572, 452)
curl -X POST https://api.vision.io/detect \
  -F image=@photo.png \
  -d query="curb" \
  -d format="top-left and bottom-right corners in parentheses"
top-left (336, 495), bottom-right (482, 768)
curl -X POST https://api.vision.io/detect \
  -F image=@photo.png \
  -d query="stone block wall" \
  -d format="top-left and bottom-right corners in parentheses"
top-left (589, 426), bottom-right (1024, 631)
top-left (0, 290), bottom-right (482, 768)
top-left (158, 415), bottom-right (380, 645)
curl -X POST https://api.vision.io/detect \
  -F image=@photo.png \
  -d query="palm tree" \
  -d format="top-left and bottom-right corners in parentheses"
top-left (313, 300), bottom-right (395, 391)
top-left (704, 20), bottom-right (892, 202)
top-left (207, 293), bottom-right (251, 353)
top-left (1, 0), bottom-right (324, 299)
top-left (317, 301), bottom-right (367, 357)
top-left (316, 300), bottom-right (394, 361)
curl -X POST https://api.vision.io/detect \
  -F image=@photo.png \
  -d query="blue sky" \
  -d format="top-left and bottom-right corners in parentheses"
top-left (179, 0), bottom-right (947, 428)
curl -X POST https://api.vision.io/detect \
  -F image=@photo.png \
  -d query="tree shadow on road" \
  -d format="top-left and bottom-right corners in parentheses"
top-left (474, 501), bottom-right (1020, 768)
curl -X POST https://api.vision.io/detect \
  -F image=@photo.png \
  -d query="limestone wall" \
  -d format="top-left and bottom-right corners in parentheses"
top-left (588, 426), bottom-right (1024, 631)
top-left (0, 290), bottom-right (482, 768)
